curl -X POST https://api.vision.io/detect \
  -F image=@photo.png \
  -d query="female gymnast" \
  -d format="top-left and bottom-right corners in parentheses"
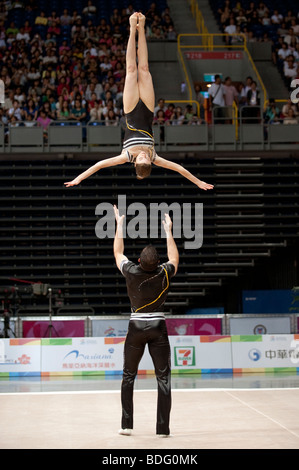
top-left (64, 12), bottom-right (213, 191)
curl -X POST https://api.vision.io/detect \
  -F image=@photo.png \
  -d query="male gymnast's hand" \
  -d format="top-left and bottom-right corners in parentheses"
top-left (113, 205), bottom-right (125, 225)
top-left (162, 213), bottom-right (173, 236)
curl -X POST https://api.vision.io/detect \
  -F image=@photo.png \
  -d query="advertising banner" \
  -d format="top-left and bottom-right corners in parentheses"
top-left (166, 317), bottom-right (222, 336)
top-left (90, 318), bottom-right (129, 337)
top-left (39, 335), bottom-right (233, 375)
top-left (231, 334), bottom-right (299, 371)
top-left (229, 316), bottom-right (291, 335)
top-left (170, 335), bottom-right (232, 373)
top-left (41, 337), bottom-right (123, 374)
top-left (0, 338), bottom-right (41, 376)
top-left (2, 335), bottom-right (298, 377)
top-left (40, 337), bottom-right (154, 375)
top-left (90, 316), bottom-right (223, 337)
top-left (242, 289), bottom-right (298, 314)
top-left (22, 320), bottom-right (85, 338)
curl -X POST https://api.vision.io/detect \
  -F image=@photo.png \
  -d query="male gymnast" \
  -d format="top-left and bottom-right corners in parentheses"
top-left (113, 205), bottom-right (179, 437)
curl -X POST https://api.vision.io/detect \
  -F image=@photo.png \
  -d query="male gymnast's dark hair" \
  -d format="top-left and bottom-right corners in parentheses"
top-left (135, 163), bottom-right (152, 179)
top-left (139, 244), bottom-right (160, 271)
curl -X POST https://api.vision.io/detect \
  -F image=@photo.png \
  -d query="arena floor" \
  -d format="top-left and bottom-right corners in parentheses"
top-left (1, 373), bottom-right (299, 450)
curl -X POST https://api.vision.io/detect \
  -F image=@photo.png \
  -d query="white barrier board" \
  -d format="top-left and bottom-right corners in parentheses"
top-left (231, 335), bottom-right (299, 370)
top-left (229, 316), bottom-right (291, 335)
top-left (0, 338), bottom-right (41, 375)
top-left (40, 336), bottom-right (233, 375)
top-left (1, 335), bottom-right (298, 376)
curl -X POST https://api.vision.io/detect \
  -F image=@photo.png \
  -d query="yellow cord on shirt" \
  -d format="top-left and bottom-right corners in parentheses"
top-left (134, 267), bottom-right (169, 313)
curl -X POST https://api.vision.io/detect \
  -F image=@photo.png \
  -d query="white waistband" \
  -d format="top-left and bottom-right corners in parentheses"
top-left (130, 312), bottom-right (165, 321)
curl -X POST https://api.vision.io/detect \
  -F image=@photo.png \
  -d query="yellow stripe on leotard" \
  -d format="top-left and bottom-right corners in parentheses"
top-left (126, 118), bottom-right (154, 139)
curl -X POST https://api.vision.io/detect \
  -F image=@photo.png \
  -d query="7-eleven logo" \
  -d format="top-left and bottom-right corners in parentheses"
top-left (174, 346), bottom-right (195, 366)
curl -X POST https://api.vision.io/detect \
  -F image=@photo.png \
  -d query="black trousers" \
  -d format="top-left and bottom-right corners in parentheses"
top-left (121, 318), bottom-right (171, 435)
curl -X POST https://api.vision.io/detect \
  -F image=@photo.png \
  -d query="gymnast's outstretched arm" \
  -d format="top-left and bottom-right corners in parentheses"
top-left (154, 154), bottom-right (214, 191)
top-left (113, 204), bottom-right (128, 271)
top-left (64, 153), bottom-right (128, 187)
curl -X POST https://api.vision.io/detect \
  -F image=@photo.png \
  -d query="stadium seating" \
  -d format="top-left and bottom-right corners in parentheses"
top-left (209, 0), bottom-right (299, 90)
top-left (1, 154), bottom-right (298, 315)
top-left (1, 0), bottom-right (298, 317)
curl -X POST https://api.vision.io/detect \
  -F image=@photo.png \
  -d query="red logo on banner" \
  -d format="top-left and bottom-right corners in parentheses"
top-left (18, 354), bottom-right (31, 365)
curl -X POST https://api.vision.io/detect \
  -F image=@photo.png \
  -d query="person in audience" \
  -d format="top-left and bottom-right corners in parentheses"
top-left (70, 98), bottom-right (87, 123)
top-left (271, 9), bottom-right (283, 25)
top-left (105, 108), bottom-right (119, 126)
top-left (24, 98), bottom-right (38, 121)
top-left (224, 17), bottom-right (237, 44)
top-left (60, 9), bottom-right (72, 26)
top-left (208, 74), bottom-right (226, 124)
top-left (240, 76), bottom-right (253, 105)
top-left (170, 105), bottom-right (185, 125)
top-left (223, 76), bottom-right (238, 123)
top-left (284, 28), bottom-right (298, 47)
top-left (283, 55), bottom-right (298, 86)
top-left (89, 99), bottom-right (104, 122)
top-left (283, 108), bottom-right (298, 124)
top-left (154, 98), bottom-right (167, 117)
top-left (56, 100), bottom-right (71, 120)
top-left (37, 108), bottom-right (52, 139)
top-left (245, 81), bottom-right (260, 123)
top-left (281, 99), bottom-right (299, 118)
top-left (257, 2), bottom-right (269, 19)
top-left (83, 0), bottom-right (97, 18)
top-left (264, 99), bottom-right (281, 124)
top-left (8, 99), bottom-right (24, 121)
top-left (278, 42), bottom-right (292, 61)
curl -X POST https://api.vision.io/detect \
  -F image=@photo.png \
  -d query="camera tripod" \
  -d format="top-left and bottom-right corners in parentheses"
top-left (43, 288), bottom-right (59, 338)
top-left (1, 311), bottom-right (16, 338)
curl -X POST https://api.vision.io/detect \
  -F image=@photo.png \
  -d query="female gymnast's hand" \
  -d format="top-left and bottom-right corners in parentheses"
top-left (137, 12), bottom-right (146, 28)
top-left (196, 180), bottom-right (214, 191)
top-left (64, 177), bottom-right (81, 187)
top-left (129, 12), bottom-right (138, 28)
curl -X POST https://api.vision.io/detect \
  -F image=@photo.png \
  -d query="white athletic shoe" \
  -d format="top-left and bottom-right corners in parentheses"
top-left (118, 428), bottom-right (132, 436)
top-left (157, 433), bottom-right (172, 438)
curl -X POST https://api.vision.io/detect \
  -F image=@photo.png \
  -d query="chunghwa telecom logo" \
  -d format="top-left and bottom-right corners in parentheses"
top-left (248, 348), bottom-right (261, 362)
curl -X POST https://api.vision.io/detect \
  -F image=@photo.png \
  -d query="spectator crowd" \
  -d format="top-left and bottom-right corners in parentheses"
top-left (195, 0), bottom-right (299, 125)
top-left (0, 0), bottom-right (177, 133)
top-left (215, 1), bottom-right (299, 89)
top-left (1, 0), bottom-right (298, 134)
